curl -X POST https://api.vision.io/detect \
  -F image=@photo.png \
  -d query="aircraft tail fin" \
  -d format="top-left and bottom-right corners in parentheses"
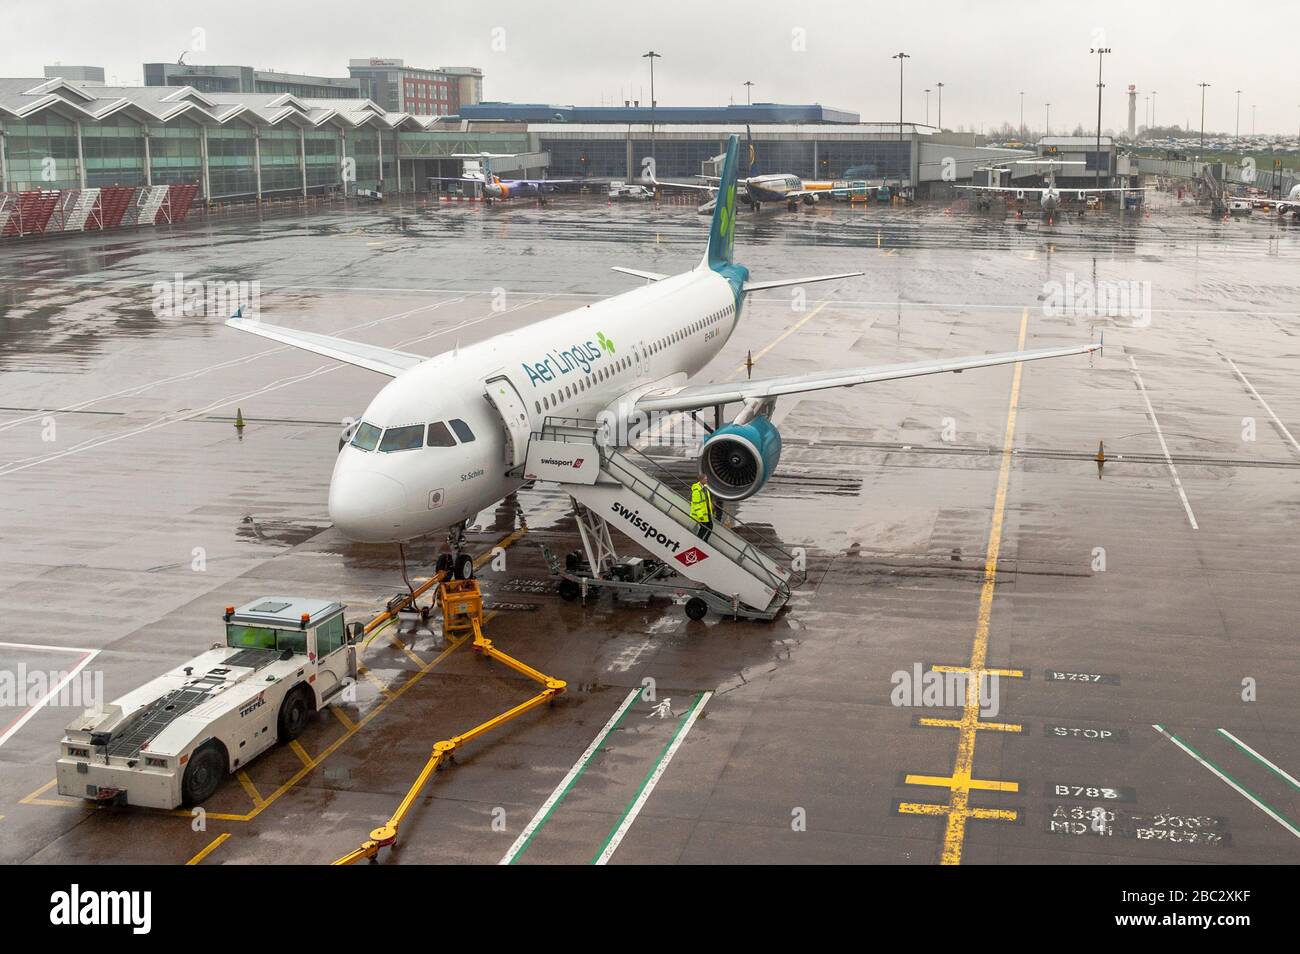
top-left (701, 133), bottom-right (740, 271)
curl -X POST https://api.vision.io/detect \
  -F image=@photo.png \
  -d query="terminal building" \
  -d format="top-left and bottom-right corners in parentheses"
top-left (143, 63), bottom-right (363, 99)
top-left (0, 76), bottom-right (1032, 203)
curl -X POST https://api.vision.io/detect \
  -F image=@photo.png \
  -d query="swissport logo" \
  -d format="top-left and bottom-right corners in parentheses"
top-left (572, 458), bottom-right (584, 468)
top-left (675, 547), bottom-right (709, 567)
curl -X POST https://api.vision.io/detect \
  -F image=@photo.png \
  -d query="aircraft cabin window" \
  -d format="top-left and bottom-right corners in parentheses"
top-left (380, 424), bottom-right (425, 452)
top-left (427, 421), bottom-right (457, 447)
top-left (449, 419), bottom-right (475, 443)
top-left (350, 421), bottom-right (382, 452)
top-left (535, 401), bottom-right (541, 414)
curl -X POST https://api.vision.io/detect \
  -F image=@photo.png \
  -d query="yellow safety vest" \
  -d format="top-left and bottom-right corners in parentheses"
top-left (690, 482), bottom-right (713, 523)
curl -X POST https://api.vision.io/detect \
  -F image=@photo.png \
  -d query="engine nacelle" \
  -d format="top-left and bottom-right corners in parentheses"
top-left (699, 417), bottom-right (782, 501)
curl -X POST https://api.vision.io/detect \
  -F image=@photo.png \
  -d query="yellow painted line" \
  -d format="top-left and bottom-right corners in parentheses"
top-left (932, 665), bottom-right (1024, 679)
top-left (389, 632), bottom-right (426, 667)
top-left (331, 707), bottom-right (356, 731)
top-left (186, 832), bottom-right (229, 865)
top-left (236, 770), bottom-right (264, 807)
top-left (918, 717), bottom-right (1022, 733)
top-left (905, 774), bottom-right (1020, 793)
top-left (19, 779), bottom-right (58, 804)
top-left (289, 740), bottom-right (313, 768)
top-left (899, 307), bottom-right (1030, 865)
top-left (357, 665), bottom-right (397, 699)
top-left (734, 300), bottom-right (829, 372)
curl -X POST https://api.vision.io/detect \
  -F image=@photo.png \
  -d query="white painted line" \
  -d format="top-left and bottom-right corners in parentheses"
top-left (593, 690), bottom-right (712, 865)
top-left (1219, 353), bottom-right (1300, 457)
top-left (1128, 355), bottom-right (1199, 530)
top-left (1217, 728), bottom-right (1300, 791)
top-left (0, 643), bottom-right (100, 749)
top-left (1153, 724), bottom-right (1300, 840)
top-left (498, 686), bottom-right (642, 865)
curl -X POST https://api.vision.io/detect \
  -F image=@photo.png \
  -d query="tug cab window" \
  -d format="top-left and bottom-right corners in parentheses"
top-left (449, 419), bottom-right (475, 443)
top-left (427, 421), bottom-right (456, 447)
top-left (379, 424), bottom-right (425, 452)
top-left (350, 421), bottom-right (382, 451)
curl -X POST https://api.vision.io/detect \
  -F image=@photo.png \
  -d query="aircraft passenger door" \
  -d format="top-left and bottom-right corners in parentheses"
top-left (483, 374), bottom-right (532, 469)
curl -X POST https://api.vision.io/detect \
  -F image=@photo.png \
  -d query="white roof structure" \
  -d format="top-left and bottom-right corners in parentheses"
top-left (0, 77), bottom-right (447, 131)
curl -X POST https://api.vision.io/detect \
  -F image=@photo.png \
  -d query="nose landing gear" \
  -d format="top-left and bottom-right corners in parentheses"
top-left (436, 520), bottom-right (475, 581)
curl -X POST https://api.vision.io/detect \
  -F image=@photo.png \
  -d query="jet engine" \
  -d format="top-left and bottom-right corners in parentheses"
top-left (698, 416), bottom-right (782, 501)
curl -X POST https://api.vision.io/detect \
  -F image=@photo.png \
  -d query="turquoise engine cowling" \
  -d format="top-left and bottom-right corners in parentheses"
top-left (699, 417), bottom-right (782, 501)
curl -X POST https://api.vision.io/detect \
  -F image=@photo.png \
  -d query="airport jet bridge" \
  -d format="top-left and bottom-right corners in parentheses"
top-left (524, 419), bottom-right (800, 620)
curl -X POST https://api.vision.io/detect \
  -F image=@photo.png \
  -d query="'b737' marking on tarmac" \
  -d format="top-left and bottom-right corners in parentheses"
top-left (1045, 670), bottom-right (1120, 685)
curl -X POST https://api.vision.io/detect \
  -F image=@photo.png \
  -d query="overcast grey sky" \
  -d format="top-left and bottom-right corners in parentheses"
top-left (9, 0), bottom-right (1299, 135)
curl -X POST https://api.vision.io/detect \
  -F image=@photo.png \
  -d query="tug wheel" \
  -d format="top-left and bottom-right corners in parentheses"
top-left (558, 579), bottom-right (580, 602)
top-left (277, 687), bottom-right (312, 743)
top-left (182, 741), bottom-right (226, 806)
top-left (684, 597), bottom-right (708, 621)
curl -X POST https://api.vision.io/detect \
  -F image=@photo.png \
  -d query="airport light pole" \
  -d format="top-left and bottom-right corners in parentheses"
top-left (892, 52), bottom-right (909, 189)
top-left (925, 88), bottom-right (931, 126)
top-left (1252, 103), bottom-right (1256, 136)
top-left (1092, 46), bottom-right (1110, 190)
top-left (643, 51), bottom-right (661, 170)
top-left (1045, 102), bottom-right (1051, 138)
top-left (1019, 90), bottom-right (1025, 139)
top-left (744, 80), bottom-right (754, 105)
top-left (1198, 82), bottom-right (1211, 150)
top-left (1235, 89), bottom-right (1242, 145)
top-left (936, 81), bottom-right (944, 130)
top-left (1151, 90), bottom-right (1157, 131)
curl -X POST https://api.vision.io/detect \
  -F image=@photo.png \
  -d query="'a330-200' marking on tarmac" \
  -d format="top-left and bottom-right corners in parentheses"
top-left (1047, 804), bottom-right (1231, 847)
top-left (1045, 669), bottom-right (1120, 685)
top-left (1045, 724), bottom-right (1129, 742)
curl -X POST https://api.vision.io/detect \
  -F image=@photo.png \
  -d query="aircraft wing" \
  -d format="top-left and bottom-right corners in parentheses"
top-left (634, 343), bottom-right (1099, 413)
top-left (651, 177), bottom-right (716, 193)
top-left (225, 317), bottom-right (425, 377)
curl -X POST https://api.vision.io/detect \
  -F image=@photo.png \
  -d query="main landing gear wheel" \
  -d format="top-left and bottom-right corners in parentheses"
top-left (684, 597), bottom-right (708, 621)
top-left (454, 552), bottom-right (474, 580)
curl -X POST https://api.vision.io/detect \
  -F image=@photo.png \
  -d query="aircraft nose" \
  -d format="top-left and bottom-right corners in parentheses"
top-left (328, 470), bottom-right (408, 542)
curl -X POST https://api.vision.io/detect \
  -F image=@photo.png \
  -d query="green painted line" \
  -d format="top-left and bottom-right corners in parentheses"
top-left (590, 691), bottom-right (709, 865)
top-left (1154, 724), bottom-right (1300, 839)
top-left (501, 687), bottom-right (641, 865)
top-left (1217, 728), bottom-right (1300, 792)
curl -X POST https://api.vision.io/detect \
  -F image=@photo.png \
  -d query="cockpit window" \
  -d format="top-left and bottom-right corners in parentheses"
top-left (427, 421), bottom-right (456, 447)
top-left (449, 419), bottom-right (475, 443)
top-left (379, 424), bottom-right (425, 452)
top-left (350, 421), bottom-right (382, 452)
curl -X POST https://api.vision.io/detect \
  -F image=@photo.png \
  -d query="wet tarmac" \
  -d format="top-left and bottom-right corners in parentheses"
top-left (1, 191), bottom-right (1298, 865)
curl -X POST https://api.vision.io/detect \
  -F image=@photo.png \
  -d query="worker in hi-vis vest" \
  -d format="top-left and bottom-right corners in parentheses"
top-left (690, 475), bottom-right (715, 541)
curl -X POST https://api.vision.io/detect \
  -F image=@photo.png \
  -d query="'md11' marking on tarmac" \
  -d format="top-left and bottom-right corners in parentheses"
top-left (1046, 804), bottom-right (1231, 847)
top-left (1044, 669), bottom-right (1120, 685)
top-left (1045, 724), bottom-right (1129, 743)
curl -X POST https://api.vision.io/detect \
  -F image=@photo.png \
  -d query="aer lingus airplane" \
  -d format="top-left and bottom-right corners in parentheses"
top-left (227, 135), bottom-right (1097, 580)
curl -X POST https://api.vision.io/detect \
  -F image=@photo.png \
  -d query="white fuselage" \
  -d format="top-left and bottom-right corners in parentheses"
top-left (329, 268), bottom-right (743, 543)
